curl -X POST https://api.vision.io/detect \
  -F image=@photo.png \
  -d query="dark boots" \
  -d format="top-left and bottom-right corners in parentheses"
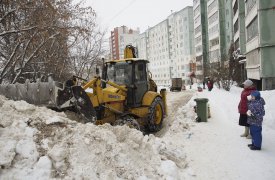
top-left (248, 144), bottom-right (261, 150)
top-left (249, 145), bottom-right (261, 150)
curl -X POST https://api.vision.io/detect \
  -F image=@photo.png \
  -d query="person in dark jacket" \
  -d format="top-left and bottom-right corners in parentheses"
top-left (246, 91), bottom-right (265, 150)
top-left (238, 79), bottom-right (256, 138)
top-left (207, 78), bottom-right (213, 91)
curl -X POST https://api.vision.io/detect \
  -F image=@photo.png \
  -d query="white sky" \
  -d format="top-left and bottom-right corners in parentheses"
top-left (84, 0), bottom-right (193, 34)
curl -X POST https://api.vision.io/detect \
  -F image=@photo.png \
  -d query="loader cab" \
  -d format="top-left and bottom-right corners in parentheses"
top-left (103, 59), bottom-right (149, 107)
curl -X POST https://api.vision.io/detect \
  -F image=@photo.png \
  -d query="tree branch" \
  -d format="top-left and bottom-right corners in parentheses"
top-left (0, 26), bottom-right (38, 37)
top-left (0, 8), bottom-right (16, 23)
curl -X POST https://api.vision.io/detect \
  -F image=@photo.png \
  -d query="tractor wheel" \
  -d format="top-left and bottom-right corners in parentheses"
top-left (147, 97), bottom-right (164, 132)
top-left (114, 115), bottom-right (140, 130)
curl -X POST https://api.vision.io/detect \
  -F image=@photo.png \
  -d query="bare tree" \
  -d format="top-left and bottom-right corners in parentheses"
top-left (67, 2), bottom-right (106, 80)
top-left (0, 0), bottom-right (105, 84)
top-left (69, 30), bottom-right (103, 77)
top-left (208, 43), bottom-right (244, 91)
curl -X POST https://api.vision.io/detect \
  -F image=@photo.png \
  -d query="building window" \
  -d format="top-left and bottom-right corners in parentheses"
top-left (209, 49), bottom-right (220, 60)
top-left (194, 0), bottom-right (199, 7)
top-left (246, 0), bottom-right (256, 14)
top-left (196, 45), bottom-right (202, 53)
top-left (210, 37), bottom-right (219, 47)
top-left (246, 16), bottom-right (258, 42)
top-left (195, 25), bottom-right (201, 35)
top-left (194, 15), bottom-right (200, 25)
top-left (194, 5), bottom-right (200, 17)
top-left (208, 0), bottom-right (217, 13)
top-left (196, 55), bottom-right (202, 62)
top-left (234, 38), bottom-right (240, 50)
top-left (209, 24), bottom-right (219, 37)
top-left (195, 35), bottom-right (202, 44)
top-left (208, 12), bottom-right (218, 26)
top-left (233, 0), bottom-right (238, 16)
top-left (234, 19), bottom-right (239, 34)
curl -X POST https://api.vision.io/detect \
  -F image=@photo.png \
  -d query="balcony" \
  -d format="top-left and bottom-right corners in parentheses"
top-left (208, 7), bottom-right (218, 18)
top-left (193, 0), bottom-right (200, 9)
top-left (245, 3), bottom-right (257, 26)
top-left (207, 0), bottom-right (215, 6)
top-left (246, 36), bottom-right (259, 53)
top-left (233, 10), bottom-right (239, 24)
top-left (232, 0), bottom-right (237, 7)
top-left (234, 30), bottom-right (240, 42)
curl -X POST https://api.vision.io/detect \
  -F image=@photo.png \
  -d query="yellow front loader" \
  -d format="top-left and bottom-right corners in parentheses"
top-left (0, 45), bottom-right (166, 132)
top-left (55, 46), bottom-right (167, 132)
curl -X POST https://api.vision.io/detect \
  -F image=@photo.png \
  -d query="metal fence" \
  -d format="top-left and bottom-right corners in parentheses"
top-left (0, 79), bottom-right (57, 106)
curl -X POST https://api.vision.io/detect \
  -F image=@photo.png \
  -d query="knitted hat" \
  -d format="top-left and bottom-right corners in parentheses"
top-left (251, 90), bottom-right (261, 99)
top-left (243, 79), bottom-right (253, 87)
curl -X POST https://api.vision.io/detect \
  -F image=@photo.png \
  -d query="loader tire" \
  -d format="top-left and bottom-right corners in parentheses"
top-left (114, 115), bottom-right (140, 130)
top-left (147, 97), bottom-right (164, 132)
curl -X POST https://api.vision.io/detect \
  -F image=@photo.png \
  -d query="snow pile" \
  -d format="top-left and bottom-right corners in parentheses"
top-left (2, 85), bottom-right (274, 179)
top-left (260, 89), bottom-right (275, 130)
top-left (0, 95), bottom-right (189, 179)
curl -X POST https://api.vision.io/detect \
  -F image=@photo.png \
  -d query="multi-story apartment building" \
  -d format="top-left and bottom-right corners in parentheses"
top-left (146, 20), bottom-right (171, 86)
top-left (168, 7), bottom-right (195, 84)
top-left (134, 7), bottom-right (195, 86)
top-left (244, 0), bottom-right (275, 90)
top-left (207, 0), bottom-right (233, 66)
top-left (224, 0), bottom-right (234, 58)
top-left (134, 32), bottom-right (148, 59)
top-left (233, 0), bottom-right (246, 53)
top-left (193, 0), bottom-right (209, 81)
top-left (110, 26), bottom-right (139, 60)
top-left (194, 0), bottom-right (233, 80)
top-left (207, 0), bottom-right (221, 64)
top-left (232, 0), bottom-right (247, 82)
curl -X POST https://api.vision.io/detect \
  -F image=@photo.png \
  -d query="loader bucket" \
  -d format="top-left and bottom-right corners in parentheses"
top-left (71, 86), bottom-right (97, 123)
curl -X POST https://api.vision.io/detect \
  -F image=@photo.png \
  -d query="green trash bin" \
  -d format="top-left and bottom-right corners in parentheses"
top-left (194, 98), bottom-right (209, 122)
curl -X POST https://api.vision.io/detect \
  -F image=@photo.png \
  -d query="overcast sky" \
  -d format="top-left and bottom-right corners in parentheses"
top-left (85, 0), bottom-right (193, 34)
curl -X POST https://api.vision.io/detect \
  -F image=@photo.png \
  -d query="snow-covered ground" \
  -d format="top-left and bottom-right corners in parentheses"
top-left (0, 85), bottom-right (274, 179)
top-left (182, 86), bottom-right (275, 180)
